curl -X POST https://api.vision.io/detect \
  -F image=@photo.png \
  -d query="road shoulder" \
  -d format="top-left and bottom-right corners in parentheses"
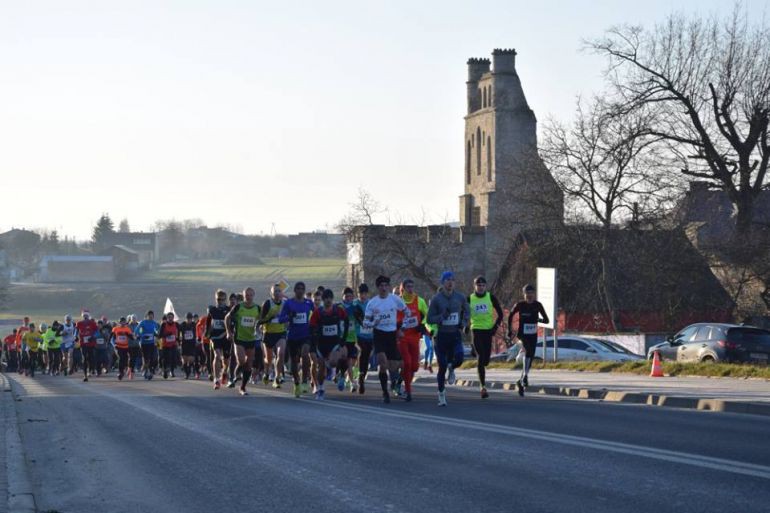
top-left (1, 373), bottom-right (36, 513)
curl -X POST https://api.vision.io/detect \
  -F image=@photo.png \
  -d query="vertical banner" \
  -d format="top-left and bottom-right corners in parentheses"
top-left (537, 267), bottom-right (558, 361)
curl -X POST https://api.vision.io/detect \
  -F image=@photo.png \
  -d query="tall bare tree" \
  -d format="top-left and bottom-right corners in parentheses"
top-left (589, 5), bottom-right (770, 236)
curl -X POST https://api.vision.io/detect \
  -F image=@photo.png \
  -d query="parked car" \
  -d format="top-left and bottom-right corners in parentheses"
top-left (647, 323), bottom-right (770, 364)
top-left (489, 336), bottom-right (643, 362)
top-left (592, 339), bottom-right (645, 359)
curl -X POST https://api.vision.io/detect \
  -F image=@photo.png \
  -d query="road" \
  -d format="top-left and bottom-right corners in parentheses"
top-left (5, 372), bottom-right (770, 513)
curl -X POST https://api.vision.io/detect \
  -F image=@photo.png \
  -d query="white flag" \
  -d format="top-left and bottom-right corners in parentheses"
top-left (164, 298), bottom-right (178, 321)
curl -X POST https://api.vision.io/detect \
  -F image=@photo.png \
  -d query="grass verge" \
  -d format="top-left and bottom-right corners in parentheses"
top-left (460, 359), bottom-right (770, 379)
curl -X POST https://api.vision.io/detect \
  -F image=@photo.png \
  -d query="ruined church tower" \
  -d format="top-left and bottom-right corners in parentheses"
top-left (459, 49), bottom-right (563, 281)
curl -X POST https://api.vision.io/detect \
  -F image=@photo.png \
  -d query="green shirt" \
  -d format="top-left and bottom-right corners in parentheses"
top-left (469, 292), bottom-right (495, 330)
top-left (232, 303), bottom-right (261, 342)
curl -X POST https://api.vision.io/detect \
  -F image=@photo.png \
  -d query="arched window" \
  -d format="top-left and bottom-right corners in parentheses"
top-left (487, 86), bottom-right (492, 107)
top-left (466, 140), bottom-right (471, 184)
top-left (482, 87), bottom-right (487, 108)
top-left (487, 136), bottom-right (492, 181)
top-left (476, 127), bottom-right (482, 176)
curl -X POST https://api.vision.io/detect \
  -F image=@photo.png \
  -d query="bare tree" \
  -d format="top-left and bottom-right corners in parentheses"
top-left (588, 5), bottom-right (770, 236)
top-left (542, 97), bottom-right (679, 228)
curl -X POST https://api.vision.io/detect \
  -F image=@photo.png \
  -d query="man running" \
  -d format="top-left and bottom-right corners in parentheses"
top-left (427, 271), bottom-right (469, 407)
top-left (112, 317), bottom-right (134, 380)
top-left (396, 279), bottom-right (428, 402)
top-left (127, 315), bottom-right (141, 379)
top-left (363, 275), bottom-right (409, 404)
top-left (225, 287), bottom-right (261, 396)
top-left (206, 290), bottom-right (231, 390)
top-left (340, 287), bottom-right (360, 393)
top-left (158, 312), bottom-right (180, 379)
top-left (309, 289), bottom-right (349, 399)
top-left (278, 282), bottom-right (315, 398)
top-left (94, 319), bottom-right (112, 376)
top-left (352, 283), bottom-right (373, 394)
top-left (260, 284), bottom-right (287, 388)
top-left (60, 315), bottom-right (77, 376)
top-left (22, 323), bottom-right (43, 378)
top-left (468, 276), bottom-right (504, 399)
top-left (179, 313), bottom-right (198, 379)
top-left (137, 311), bottom-right (160, 379)
top-left (506, 284), bottom-right (549, 397)
top-left (15, 317), bottom-right (30, 375)
top-left (76, 311), bottom-right (98, 382)
top-left (195, 313), bottom-right (210, 380)
top-left (3, 330), bottom-right (18, 372)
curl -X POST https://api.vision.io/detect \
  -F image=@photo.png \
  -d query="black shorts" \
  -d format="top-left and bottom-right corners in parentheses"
top-left (263, 332), bottom-right (286, 349)
top-left (212, 338), bottom-right (232, 358)
top-left (520, 337), bottom-right (537, 358)
top-left (288, 338), bottom-right (310, 360)
top-left (234, 339), bottom-right (257, 351)
top-left (315, 340), bottom-right (339, 359)
top-left (181, 341), bottom-right (197, 356)
top-left (345, 342), bottom-right (358, 359)
top-left (373, 330), bottom-right (400, 361)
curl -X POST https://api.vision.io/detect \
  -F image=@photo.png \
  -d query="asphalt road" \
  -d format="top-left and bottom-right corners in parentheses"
top-left (6, 372), bottom-right (770, 513)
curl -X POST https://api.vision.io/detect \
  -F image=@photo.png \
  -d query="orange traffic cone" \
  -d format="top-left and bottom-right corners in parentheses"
top-left (650, 350), bottom-right (664, 378)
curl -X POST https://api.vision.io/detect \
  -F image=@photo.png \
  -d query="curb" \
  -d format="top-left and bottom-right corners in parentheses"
top-left (412, 376), bottom-right (770, 418)
top-left (1, 374), bottom-right (37, 513)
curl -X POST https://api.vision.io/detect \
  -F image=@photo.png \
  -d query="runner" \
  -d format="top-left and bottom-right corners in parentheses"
top-left (158, 312), bottom-right (180, 379)
top-left (427, 271), bottom-right (469, 407)
top-left (278, 282), bottom-right (315, 398)
top-left (127, 315), bottom-right (141, 379)
top-left (226, 293), bottom-right (240, 386)
top-left (309, 289), bottom-right (349, 399)
top-left (340, 287), bottom-right (360, 393)
top-left (112, 317), bottom-right (134, 380)
top-left (15, 317), bottom-right (30, 376)
top-left (22, 323), bottom-right (42, 378)
top-left (176, 313), bottom-right (197, 379)
top-left (260, 284), bottom-right (287, 388)
top-left (396, 279), bottom-right (428, 402)
top-left (363, 275), bottom-right (409, 404)
top-left (94, 319), bottom-right (112, 376)
top-left (137, 311), bottom-right (160, 380)
top-left (3, 329), bottom-right (18, 372)
top-left (194, 313), bottom-right (210, 380)
top-left (468, 276), bottom-right (504, 399)
top-left (60, 315), bottom-right (77, 376)
top-left (206, 289), bottom-right (230, 390)
top-left (506, 284), bottom-right (549, 396)
top-left (352, 283), bottom-right (373, 394)
top-left (45, 321), bottom-right (63, 375)
top-left (39, 323), bottom-right (49, 374)
top-left (76, 311), bottom-right (98, 382)
top-left (225, 287), bottom-right (261, 396)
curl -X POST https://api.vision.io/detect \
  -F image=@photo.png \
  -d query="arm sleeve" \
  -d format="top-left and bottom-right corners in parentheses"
top-left (507, 303), bottom-right (520, 333)
top-left (538, 302), bottom-right (550, 326)
top-left (260, 301), bottom-right (272, 323)
top-left (490, 294), bottom-right (504, 329)
top-left (426, 297), bottom-right (444, 325)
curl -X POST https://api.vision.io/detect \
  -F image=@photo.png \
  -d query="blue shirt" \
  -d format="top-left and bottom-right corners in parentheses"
top-left (137, 319), bottom-right (159, 345)
top-left (352, 299), bottom-right (372, 341)
top-left (278, 298), bottom-right (315, 341)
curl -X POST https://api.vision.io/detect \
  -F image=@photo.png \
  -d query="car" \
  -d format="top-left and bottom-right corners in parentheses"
top-left (647, 323), bottom-right (770, 364)
top-left (489, 336), bottom-right (644, 362)
top-left (592, 339), bottom-right (645, 359)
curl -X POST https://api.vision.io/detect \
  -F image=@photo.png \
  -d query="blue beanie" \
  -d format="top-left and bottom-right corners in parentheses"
top-left (440, 271), bottom-right (455, 283)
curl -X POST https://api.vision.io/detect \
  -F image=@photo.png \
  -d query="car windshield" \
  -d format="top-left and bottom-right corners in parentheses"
top-left (587, 340), bottom-right (613, 352)
top-left (595, 339), bottom-right (634, 354)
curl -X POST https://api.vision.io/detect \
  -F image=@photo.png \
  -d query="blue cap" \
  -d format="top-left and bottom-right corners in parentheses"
top-left (440, 271), bottom-right (455, 283)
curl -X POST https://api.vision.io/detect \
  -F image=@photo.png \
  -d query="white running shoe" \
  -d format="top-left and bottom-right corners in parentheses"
top-left (447, 365), bottom-right (456, 385)
top-left (437, 391), bottom-right (447, 407)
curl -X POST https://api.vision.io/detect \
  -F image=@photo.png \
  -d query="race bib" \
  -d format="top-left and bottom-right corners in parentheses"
top-left (165, 335), bottom-right (176, 342)
top-left (402, 316), bottom-right (418, 329)
top-left (322, 325), bottom-right (338, 337)
top-left (293, 312), bottom-right (307, 324)
top-left (359, 325), bottom-right (373, 336)
top-left (96, 338), bottom-right (105, 345)
top-left (183, 331), bottom-right (194, 340)
top-left (378, 312), bottom-right (393, 322)
top-left (82, 336), bottom-right (92, 343)
top-left (117, 335), bottom-right (128, 344)
top-left (212, 319), bottom-right (225, 329)
top-left (240, 317), bottom-right (256, 328)
top-left (474, 303), bottom-right (489, 314)
top-left (523, 323), bottom-right (537, 335)
top-left (442, 312), bottom-right (459, 326)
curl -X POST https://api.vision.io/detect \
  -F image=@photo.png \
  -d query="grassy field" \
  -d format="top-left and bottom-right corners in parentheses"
top-left (460, 359), bottom-right (770, 379)
top-left (144, 258), bottom-right (346, 283)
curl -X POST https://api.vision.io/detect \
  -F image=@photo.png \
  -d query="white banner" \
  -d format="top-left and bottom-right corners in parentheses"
top-left (347, 242), bottom-right (361, 265)
top-left (536, 267), bottom-right (557, 329)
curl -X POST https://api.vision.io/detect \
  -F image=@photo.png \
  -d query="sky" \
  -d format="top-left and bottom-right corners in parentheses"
top-left (1, 0), bottom-right (767, 241)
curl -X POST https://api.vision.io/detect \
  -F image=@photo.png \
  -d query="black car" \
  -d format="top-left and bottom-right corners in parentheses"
top-left (647, 323), bottom-right (770, 364)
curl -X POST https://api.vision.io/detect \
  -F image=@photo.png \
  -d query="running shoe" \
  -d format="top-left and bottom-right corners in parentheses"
top-left (227, 380), bottom-right (236, 389)
top-left (516, 380), bottom-right (525, 397)
top-left (262, 374), bottom-right (270, 385)
top-left (337, 377), bottom-right (346, 392)
top-left (358, 375), bottom-right (365, 394)
top-left (239, 388), bottom-right (248, 396)
top-left (447, 365), bottom-right (456, 385)
top-left (523, 376), bottom-right (529, 388)
top-left (405, 393), bottom-right (412, 402)
top-left (382, 392), bottom-right (391, 404)
top-left (318, 389), bottom-right (325, 400)
top-left (83, 376), bottom-right (88, 382)
top-left (214, 380), bottom-right (220, 390)
top-left (437, 391), bottom-right (447, 406)
top-left (118, 372), bottom-right (124, 381)
top-left (293, 383), bottom-right (301, 398)
top-left (481, 387), bottom-right (489, 399)
top-left (272, 379), bottom-right (281, 389)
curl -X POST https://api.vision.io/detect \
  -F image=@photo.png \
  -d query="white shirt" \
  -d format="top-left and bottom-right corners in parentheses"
top-left (364, 294), bottom-right (407, 333)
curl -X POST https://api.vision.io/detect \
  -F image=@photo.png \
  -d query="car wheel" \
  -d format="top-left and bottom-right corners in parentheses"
top-left (700, 355), bottom-right (716, 364)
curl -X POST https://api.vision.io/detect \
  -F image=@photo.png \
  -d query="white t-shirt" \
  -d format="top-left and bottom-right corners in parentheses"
top-left (364, 294), bottom-right (407, 333)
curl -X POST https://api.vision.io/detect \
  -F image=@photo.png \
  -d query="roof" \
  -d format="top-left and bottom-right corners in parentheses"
top-left (496, 227), bottom-right (734, 314)
top-left (110, 245), bottom-right (139, 255)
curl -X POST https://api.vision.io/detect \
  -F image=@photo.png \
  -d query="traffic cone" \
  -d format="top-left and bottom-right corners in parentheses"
top-left (650, 350), bottom-right (664, 378)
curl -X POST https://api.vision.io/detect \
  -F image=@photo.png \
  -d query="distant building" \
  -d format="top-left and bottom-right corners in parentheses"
top-left (101, 232), bottom-right (158, 268)
top-left (38, 256), bottom-right (116, 283)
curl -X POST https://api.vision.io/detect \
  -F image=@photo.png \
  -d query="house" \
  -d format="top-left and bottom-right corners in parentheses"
top-left (496, 227), bottom-right (734, 333)
top-left (104, 245), bottom-right (141, 279)
top-left (101, 232), bottom-right (158, 268)
top-left (38, 256), bottom-right (116, 283)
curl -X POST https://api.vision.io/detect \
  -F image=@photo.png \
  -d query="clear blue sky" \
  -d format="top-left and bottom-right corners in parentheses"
top-left (1, 0), bottom-right (766, 240)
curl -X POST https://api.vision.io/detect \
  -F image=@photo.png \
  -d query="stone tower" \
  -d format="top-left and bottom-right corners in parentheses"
top-left (459, 48), bottom-right (563, 282)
